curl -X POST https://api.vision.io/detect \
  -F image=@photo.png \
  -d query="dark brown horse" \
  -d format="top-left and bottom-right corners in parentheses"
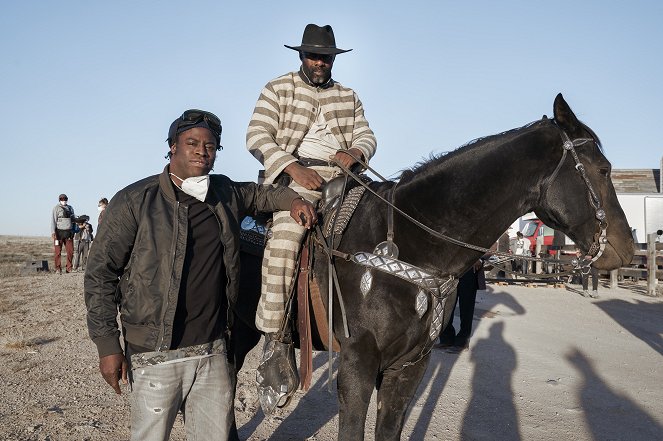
top-left (231, 94), bottom-right (634, 440)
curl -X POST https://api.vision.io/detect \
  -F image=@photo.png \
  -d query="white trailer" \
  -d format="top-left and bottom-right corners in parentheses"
top-left (616, 194), bottom-right (663, 243)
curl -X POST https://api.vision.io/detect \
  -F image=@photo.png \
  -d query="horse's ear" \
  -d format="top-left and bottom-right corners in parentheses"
top-left (553, 93), bottom-right (580, 132)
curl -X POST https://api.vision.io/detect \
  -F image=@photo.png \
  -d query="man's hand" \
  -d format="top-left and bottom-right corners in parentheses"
top-left (290, 197), bottom-right (317, 229)
top-left (99, 353), bottom-right (128, 394)
top-left (332, 148), bottom-right (363, 169)
top-left (284, 162), bottom-right (324, 190)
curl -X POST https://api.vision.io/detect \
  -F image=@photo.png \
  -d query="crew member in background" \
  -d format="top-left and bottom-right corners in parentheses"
top-left (51, 193), bottom-right (75, 274)
top-left (510, 231), bottom-right (529, 275)
top-left (97, 198), bottom-right (108, 228)
top-left (73, 217), bottom-right (93, 271)
top-left (435, 259), bottom-right (486, 351)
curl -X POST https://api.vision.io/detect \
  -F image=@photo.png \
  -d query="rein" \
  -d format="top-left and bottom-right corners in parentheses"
top-left (332, 123), bottom-right (610, 278)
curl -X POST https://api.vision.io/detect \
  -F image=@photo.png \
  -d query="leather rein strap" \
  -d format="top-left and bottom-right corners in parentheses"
top-left (297, 234), bottom-right (313, 390)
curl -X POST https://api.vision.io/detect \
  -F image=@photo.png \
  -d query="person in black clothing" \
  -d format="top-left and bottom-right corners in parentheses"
top-left (575, 248), bottom-right (599, 298)
top-left (435, 259), bottom-right (486, 351)
top-left (84, 109), bottom-right (316, 441)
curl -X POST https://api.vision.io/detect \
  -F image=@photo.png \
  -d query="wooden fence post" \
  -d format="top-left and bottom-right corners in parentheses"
top-left (648, 233), bottom-right (658, 297)
top-left (535, 239), bottom-right (542, 274)
top-left (610, 269), bottom-right (618, 289)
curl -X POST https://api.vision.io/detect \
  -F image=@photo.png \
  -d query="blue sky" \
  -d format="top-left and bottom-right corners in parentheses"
top-left (1, 1), bottom-right (661, 236)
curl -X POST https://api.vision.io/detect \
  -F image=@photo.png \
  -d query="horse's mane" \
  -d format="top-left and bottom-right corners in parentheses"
top-left (398, 117), bottom-right (602, 184)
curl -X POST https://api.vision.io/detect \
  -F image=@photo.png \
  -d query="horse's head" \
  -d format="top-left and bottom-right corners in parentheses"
top-left (533, 94), bottom-right (634, 270)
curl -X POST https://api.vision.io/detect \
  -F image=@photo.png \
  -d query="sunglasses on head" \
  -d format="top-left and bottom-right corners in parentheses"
top-left (178, 109), bottom-right (222, 136)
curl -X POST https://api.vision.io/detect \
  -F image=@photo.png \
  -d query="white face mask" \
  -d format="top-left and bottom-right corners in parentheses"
top-left (59, 200), bottom-right (67, 206)
top-left (170, 173), bottom-right (209, 202)
top-left (97, 205), bottom-right (104, 212)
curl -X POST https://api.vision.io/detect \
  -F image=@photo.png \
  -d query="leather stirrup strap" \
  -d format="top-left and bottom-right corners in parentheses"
top-left (387, 182), bottom-right (397, 248)
top-left (309, 277), bottom-right (341, 352)
top-left (297, 234), bottom-right (313, 390)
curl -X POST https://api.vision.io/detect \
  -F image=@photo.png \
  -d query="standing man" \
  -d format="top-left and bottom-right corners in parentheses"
top-left (246, 24), bottom-right (377, 405)
top-left (435, 259), bottom-right (486, 351)
top-left (84, 109), bottom-right (316, 440)
top-left (510, 231), bottom-right (529, 275)
top-left (51, 193), bottom-right (75, 274)
top-left (97, 197), bottom-right (108, 228)
top-left (73, 217), bottom-right (93, 271)
top-left (575, 248), bottom-right (599, 298)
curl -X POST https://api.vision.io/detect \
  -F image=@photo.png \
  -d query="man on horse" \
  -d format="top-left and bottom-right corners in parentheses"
top-left (84, 109), bottom-right (316, 440)
top-left (246, 23), bottom-right (377, 411)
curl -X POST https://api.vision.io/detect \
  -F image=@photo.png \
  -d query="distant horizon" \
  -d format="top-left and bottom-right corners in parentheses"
top-left (2, 159), bottom-right (661, 237)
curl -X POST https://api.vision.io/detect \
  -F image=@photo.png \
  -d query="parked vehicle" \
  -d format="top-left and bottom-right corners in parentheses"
top-left (521, 218), bottom-right (556, 254)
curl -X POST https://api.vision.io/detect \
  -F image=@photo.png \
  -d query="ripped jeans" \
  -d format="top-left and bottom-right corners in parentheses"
top-left (128, 341), bottom-right (234, 441)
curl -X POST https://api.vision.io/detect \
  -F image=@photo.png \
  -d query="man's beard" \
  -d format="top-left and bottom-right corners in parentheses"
top-left (303, 65), bottom-right (331, 85)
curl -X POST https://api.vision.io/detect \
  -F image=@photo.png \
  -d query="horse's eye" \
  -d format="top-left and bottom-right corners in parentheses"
top-left (599, 167), bottom-right (610, 177)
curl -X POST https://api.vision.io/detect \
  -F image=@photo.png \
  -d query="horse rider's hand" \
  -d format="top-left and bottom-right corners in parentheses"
top-left (99, 353), bottom-right (129, 394)
top-left (332, 148), bottom-right (363, 170)
top-left (290, 197), bottom-right (317, 229)
top-left (284, 162), bottom-right (324, 190)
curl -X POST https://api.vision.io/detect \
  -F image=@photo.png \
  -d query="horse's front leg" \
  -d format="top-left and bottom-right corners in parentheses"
top-left (337, 334), bottom-right (380, 441)
top-left (375, 353), bottom-right (431, 441)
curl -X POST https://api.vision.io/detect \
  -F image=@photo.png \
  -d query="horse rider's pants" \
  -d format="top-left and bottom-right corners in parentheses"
top-left (256, 166), bottom-right (340, 333)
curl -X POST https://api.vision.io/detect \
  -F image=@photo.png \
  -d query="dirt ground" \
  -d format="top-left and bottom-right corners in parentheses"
top-left (1, 235), bottom-right (662, 441)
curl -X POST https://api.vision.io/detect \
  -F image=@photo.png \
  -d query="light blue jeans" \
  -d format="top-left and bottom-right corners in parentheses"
top-left (129, 351), bottom-right (234, 441)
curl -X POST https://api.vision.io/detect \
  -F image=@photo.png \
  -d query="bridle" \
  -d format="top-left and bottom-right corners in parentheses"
top-left (542, 122), bottom-right (609, 272)
top-left (331, 120), bottom-right (610, 277)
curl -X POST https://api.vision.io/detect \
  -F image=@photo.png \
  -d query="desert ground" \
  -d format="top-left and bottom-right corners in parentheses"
top-left (1, 235), bottom-right (662, 441)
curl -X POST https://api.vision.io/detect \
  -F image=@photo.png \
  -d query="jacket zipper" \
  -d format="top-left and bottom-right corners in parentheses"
top-left (157, 199), bottom-right (180, 352)
top-left (207, 204), bottom-right (233, 333)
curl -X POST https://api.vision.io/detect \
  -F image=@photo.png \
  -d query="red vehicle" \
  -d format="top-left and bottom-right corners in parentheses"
top-left (521, 218), bottom-right (557, 254)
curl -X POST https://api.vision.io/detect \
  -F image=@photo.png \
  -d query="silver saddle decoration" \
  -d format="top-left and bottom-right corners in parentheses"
top-left (360, 241), bottom-right (400, 297)
top-left (322, 185), bottom-right (367, 238)
top-left (256, 338), bottom-right (299, 415)
top-left (415, 290), bottom-right (428, 318)
top-left (374, 240), bottom-right (399, 259)
top-left (429, 281), bottom-right (457, 341)
top-left (352, 251), bottom-right (457, 341)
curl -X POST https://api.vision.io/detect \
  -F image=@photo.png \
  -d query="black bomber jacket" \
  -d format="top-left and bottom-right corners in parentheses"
top-left (84, 165), bottom-right (299, 358)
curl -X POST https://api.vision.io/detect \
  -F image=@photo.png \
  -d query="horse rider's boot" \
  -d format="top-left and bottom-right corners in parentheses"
top-left (256, 333), bottom-right (299, 415)
top-left (590, 290), bottom-right (599, 298)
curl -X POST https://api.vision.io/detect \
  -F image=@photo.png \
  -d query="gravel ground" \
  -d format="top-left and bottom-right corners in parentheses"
top-left (1, 236), bottom-right (662, 440)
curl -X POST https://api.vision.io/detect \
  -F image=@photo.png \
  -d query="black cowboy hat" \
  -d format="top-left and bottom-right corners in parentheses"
top-left (284, 24), bottom-right (352, 55)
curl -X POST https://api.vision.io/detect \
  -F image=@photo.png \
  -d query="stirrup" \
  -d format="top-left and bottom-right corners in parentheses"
top-left (256, 335), bottom-right (299, 415)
